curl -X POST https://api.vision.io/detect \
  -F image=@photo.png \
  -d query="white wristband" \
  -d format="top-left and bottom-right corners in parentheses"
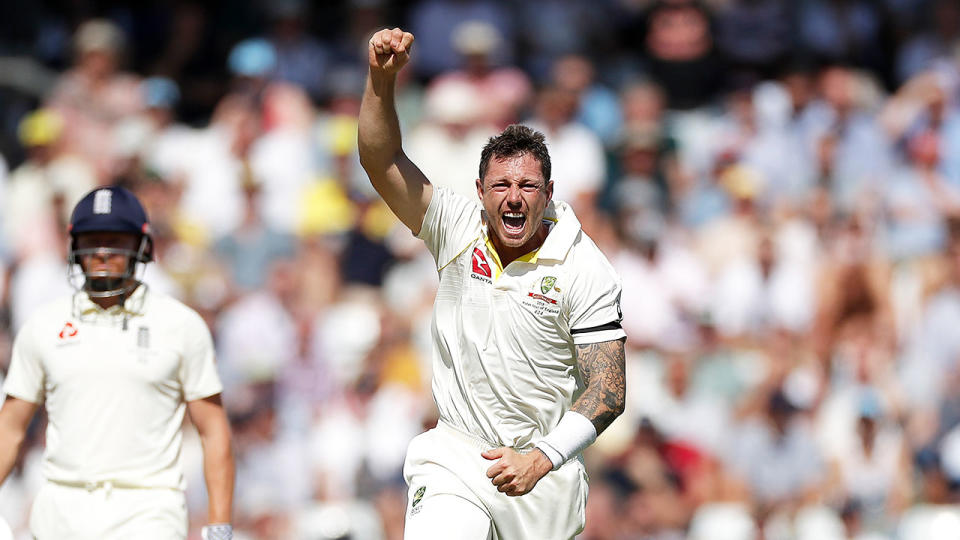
top-left (202, 524), bottom-right (233, 540)
top-left (535, 411), bottom-right (597, 470)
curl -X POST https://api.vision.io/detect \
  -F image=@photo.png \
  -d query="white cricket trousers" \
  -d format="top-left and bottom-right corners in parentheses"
top-left (403, 421), bottom-right (588, 540)
top-left (30, 481), bottom-right (187, 540)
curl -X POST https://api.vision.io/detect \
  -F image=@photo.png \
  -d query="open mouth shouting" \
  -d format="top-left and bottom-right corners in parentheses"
top-left (502, 212), bottom-right (527, 237)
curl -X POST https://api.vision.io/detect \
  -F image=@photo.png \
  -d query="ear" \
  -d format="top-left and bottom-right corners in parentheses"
top-left (476, 178), bottom-right (484, 201)
top-left (545, 180), bottom-right (554, 203)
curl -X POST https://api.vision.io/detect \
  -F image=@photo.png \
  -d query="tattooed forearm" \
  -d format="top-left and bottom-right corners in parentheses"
top-left (571, 338), bottom-right (626, 434)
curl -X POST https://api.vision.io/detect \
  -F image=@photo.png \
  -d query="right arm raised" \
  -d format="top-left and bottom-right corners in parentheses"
top-left (0, 396), bottom-right (38, 485)
top-left (358, 27), bottom-right (433, 235)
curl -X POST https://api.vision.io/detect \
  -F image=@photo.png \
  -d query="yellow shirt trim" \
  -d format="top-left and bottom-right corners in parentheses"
top-left (481, 218), bottom-right (555, 279)
top-left (484, 237), bottom-right (540, 280)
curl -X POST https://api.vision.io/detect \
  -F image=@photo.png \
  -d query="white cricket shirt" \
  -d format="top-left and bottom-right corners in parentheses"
top-left (418, 187), bottom-right (625, 450)
top-left (3, 285), bottom-right (223, 489)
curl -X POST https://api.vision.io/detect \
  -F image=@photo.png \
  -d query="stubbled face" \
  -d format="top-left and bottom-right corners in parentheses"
top-left (76, 232), bottom-right (139, 291)
top-left (477, 153), bottom-right (553, 252)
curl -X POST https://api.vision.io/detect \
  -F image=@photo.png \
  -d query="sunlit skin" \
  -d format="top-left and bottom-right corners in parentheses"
top-left (476, 153), bottom-right (554, 267)
top-left (76, 231), bottom-right (139, 309)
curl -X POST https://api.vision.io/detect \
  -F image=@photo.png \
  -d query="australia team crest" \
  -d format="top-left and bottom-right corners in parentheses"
top-left (540, 276), bottom-right (556, 294)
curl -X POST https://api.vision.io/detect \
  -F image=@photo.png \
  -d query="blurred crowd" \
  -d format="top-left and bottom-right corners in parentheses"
top-left (2, 0), bottom-right (960, 539)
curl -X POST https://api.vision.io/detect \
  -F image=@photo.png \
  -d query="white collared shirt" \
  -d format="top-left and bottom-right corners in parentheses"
top-left (418, 187), bottom-right (625, 450)
top-left (3, 285), bottom-right (222, 489)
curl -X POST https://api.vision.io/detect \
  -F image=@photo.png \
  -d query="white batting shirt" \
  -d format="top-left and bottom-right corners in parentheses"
top-left (3, 285), bottom-right (222, 490)
top-left (418, 186), bottom-right (625, 450)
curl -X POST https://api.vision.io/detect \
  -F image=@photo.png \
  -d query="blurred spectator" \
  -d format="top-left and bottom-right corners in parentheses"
top-left (428, 20), bottom-right (533, 129)
top-left (694, 161), bottom-right (763, 273)
top-left (828, 388), bottom-right (912, 531)
top-left (715, 0), bottom-right (793, 79)
top-left (139, 76), bottom-right (195, 182)
top-left (896, 0), bottom-right (960, 84)
top-left (308, 375), bottom-right (424, 505)
top-left (621, 81), bottom-right (667, 131)
top-left (175, 92), bottom-right (259, 238)
top-left (640, 355), bottom-right (731, 458)
top-left (216, 260), bottom-right (298, 387)
top-left (612, 419), bottom-right (694, 537)
top-left (517, 0), bottom-right (615, 80)
top-left (228, 37), bottom-right (278, 96)
top-left (717, 79), bottom-right (819, 207)
top-left (46, 18), bottom-right (143, 180)
top-left (340, 202), bottom-right (397, 287)
top-left (7, 194), bottom-right (72, 332)
top-left (726, 389), bottom-right (826, 513)
top-left (408, 0), bottom-right (514, 80)
top-left (896, 453), bottom-right (960, 540)
top-left (552, 54), bottom-right (622, 146)
top-left (640, 0), bottom-right (725, 110)
top-left (884, 129), bottom-right (960, 260)
top-left (231, 392), bottom-right (311, 533)
top-left (709, 229), bottom-right (817, 339)
top-left (291, 497), bottom-right (386, 540)
top-left (900, 233), bottom-right (960, 408)
top-left (266, 0), bottom-right (333, 102)
top-left (807, 65), bottom-right (893, 213)
top-left (251, 83), bottom-right (319, 234)
top-left (812, 217), bottom-right (894, 364)
top-left (688, 502), bottom-right (758, 540)
top-left (609, 124), bottom-right (672, 212)
top-left (2, 108), bottom-right (94, 257)
top-left (611, 204), bottom-right (707, 351)
top-left (213, 175), bottom-right (297, 292)
top-left (798, 0), bottom-right (884, 70)
top-left (580, 482), bottom-right (628, 540)
top-left (406, 78), bottom-right (497, 199)
top-left (526, 85), bottom-right (607, 213)
top-left (125, 178), bottom-right (187, 301)
top-left (311, 67), bottom-right (376, 202)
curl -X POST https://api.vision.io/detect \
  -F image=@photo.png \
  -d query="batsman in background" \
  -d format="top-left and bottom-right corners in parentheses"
top-left (0, 186), bottom-right (234, 540)
top-left (359, 27), bottom-right (627, 539)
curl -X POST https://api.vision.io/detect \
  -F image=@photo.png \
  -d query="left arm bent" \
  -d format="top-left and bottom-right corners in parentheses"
top-left (187, 394), bottom-right (235, 527)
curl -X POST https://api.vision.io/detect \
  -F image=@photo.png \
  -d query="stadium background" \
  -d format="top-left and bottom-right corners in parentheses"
top-left (2, 0), bottom-right (960, 538)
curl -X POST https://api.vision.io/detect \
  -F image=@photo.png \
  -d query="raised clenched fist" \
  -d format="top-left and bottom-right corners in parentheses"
top-left (368, 27), bottom-right (414, 75)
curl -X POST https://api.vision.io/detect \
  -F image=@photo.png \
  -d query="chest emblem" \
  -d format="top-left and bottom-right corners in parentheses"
top-left (540, 276), bottom-right (557, 294)
top-left (58, 322), bottom-right (79, 340)
top-left (527, 276), bottom-right (560, 307)
top-left (471, 247), bottom-right (493, 282)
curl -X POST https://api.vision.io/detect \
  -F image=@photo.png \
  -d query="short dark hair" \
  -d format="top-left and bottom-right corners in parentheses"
top-left (478, 124), bottom-right (551, 183)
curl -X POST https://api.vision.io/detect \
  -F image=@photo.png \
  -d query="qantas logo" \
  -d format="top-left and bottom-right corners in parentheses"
top-left (471, 248), bottom-right (492, 279)
top-left (58, 322), bottom-right (78, 339)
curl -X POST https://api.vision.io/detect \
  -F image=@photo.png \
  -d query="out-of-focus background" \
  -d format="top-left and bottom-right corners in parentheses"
top-left (1, 0), bottom-right (960, 538)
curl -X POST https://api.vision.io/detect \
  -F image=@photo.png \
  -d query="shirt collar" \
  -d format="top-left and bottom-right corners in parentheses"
top-left (536, 199), bottom-right (581, 262)
top-left (479, 199), bottom-right (581, 265)
top-left (73, 283), bottom-right (148, 318)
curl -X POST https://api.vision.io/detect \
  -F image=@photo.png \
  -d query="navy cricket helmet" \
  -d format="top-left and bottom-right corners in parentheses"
top-left (67, 186), bottom-right (154, 298)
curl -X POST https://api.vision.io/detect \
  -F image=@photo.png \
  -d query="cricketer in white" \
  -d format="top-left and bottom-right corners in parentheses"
top-left (359, 27), bottom-right (626, 540)
top-left (0, 186), bottom-right (234, 540)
